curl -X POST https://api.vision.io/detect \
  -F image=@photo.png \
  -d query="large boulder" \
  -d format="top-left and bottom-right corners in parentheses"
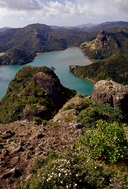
top-left (92, 80), bottom-right (128, 116)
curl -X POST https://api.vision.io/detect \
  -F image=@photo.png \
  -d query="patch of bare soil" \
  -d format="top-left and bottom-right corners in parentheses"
top-left (0, 119), bottom-right (82, 189)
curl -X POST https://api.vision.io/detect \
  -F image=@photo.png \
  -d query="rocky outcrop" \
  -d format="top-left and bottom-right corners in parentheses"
top-left (94, 29), bottom-right (118, 49)
top-left (80, 30), bottom-right (119, 51)
top-left (69, 65), bottom-right (79, 73)
top-left (0, 66), bottom-right (76, 123)
top-left (33, 71), bottom-right (71, 107)
top-left (92, 80), bottom-right (128, 116)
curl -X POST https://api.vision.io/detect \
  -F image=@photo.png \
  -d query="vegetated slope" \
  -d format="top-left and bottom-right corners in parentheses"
top-left (51, 27), bottom-right (90, 46)
top-left (70, 25), bottom-right (128, 84)
top-left (0, 66), bottom-right (76, 123)
top-left (0, 90), bottom-right (128, 189)
top-left (0, 23), bottom-right (89, 53)
top-left (0, 23), bottom-right (90, 65)
top-left (80, 28), bottom-right (128, 59)
top-left (0, 24), bottom-right (68, 65)
top-left (0, 21), bottom-right (127, 65)
top-left (70, 55), bottom-right (128, 85)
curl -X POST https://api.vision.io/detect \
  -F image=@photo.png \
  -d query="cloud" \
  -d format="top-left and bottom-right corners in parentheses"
top-left (0, 0), bottom-right (42, 10)
top-left (114, 0), bottom-right (128, 14)
top-left (0, 0), bottom-right (128, 27)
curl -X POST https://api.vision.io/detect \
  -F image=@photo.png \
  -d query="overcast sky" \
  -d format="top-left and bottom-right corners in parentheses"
top-left (0, 0), bottom-right (128, 28)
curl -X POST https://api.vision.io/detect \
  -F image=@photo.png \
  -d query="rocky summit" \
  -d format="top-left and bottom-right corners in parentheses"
top-left (0, 94), bottom-right (85, 189)
top-left (0, 66), bottom-right (76, 124)
top-left (93, 29), bottom-right (118, 50)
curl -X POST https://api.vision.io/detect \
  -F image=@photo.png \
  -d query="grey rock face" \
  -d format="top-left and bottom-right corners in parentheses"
top-left (92, 80), bottom-right (128, 116)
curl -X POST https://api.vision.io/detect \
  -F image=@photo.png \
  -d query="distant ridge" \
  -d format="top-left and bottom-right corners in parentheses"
top-left (49, 21), bottom-right (128, 31)
top-left (75, 23), bottom-right (97, 28)
top-left (0, 27), bottom-right (11, 32)
top-left (84, 21), bottom-right (128, 32)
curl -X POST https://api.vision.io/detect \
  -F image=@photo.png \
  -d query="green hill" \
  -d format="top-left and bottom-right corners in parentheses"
top-left (0, 66), bottom-right (76, 123)
top-left (0, 21), bottom-right (128, 65)
top-left (70, 26), bottom-right (128, 85)
top-left (0, 23), bottom-right (89, 65)
top-left (0, 24), bottom-right (67, 65)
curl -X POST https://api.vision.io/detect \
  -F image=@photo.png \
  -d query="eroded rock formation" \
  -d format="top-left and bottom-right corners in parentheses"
top-left (92, 80), bottom-right (128, 116)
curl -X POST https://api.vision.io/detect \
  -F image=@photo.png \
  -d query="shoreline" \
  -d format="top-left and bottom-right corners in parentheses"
top-left (69, 46), bottom-right (92, 63)
top-left (0, 47), bottom-right (94, 99)
top-left (71, 72), bottom-right (95, 84)
top-left (69, 47), bottom-right (95, 84)
top-left (35, 47), bottom-right (95, 86)
top-left (77, 48), bottom-right (95, 84)
top-left (84, 77), bottom-right (96, 84)
top-left (35, 46), bottom-right (81, 56)
top-left (80, 48), bottom-right (94, 64)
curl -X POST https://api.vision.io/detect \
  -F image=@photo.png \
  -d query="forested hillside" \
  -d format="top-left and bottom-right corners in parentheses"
top-left (0, 21), bottom-right (128, 65)
top-left (70, 24), bottom-right (128, 85)
top-left (0, 23), bottom-right (89, 65)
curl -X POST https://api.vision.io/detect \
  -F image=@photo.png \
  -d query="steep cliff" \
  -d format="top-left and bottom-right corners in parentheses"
top-left (80, 29), bottom-right (120, 59)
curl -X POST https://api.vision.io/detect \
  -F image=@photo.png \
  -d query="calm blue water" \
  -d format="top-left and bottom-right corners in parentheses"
top-left (0, 48), bottom-right (94, 99)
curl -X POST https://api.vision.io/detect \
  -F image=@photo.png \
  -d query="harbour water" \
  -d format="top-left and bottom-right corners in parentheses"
top-left (0, 47), bottom-right (94, 99)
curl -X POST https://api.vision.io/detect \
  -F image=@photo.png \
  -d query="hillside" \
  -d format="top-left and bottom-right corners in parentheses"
top-left (0, 24), bottom-right (67, 65)
top-left (0, 23), bottom-right (89, 65)
top-left (80, 28), bottom-right (128, 59)
top-left (0, 21), bottom-right (128, 65)
top-left (0, 27), bottom-right (10, 32)
top-left (0, 66), bottom-right (76, 123)
top-left (0, 79), bottom-right (128, 189)
top-left (1, 21), bottom-right (128, 189)
top-left (70, 25), bottom-right (128, 85)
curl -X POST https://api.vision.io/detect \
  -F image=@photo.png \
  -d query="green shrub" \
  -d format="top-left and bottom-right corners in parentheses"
top-left (77, 120), bottom-right (128, 163)
top-left (17, 150), bottom-right (128, 189)
top-left (77, 102), bottom-right (124, 129)
top-left (33, 117), bottom-right (43, 125)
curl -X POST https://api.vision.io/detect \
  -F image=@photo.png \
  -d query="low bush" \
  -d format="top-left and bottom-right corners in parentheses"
top-left (77, 120), bottom-right (128, 163)
top-left (77, 102), bottom-right (124, 129)
top-left (17, 150), bottom-right (128, 189)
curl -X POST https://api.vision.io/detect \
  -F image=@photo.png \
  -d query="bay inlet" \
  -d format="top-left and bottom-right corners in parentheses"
top-left (0, 47), bottom-right (94, 99)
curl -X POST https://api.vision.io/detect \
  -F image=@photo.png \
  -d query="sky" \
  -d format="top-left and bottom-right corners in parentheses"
top-left (0, 0), bottom-right (128, 28)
